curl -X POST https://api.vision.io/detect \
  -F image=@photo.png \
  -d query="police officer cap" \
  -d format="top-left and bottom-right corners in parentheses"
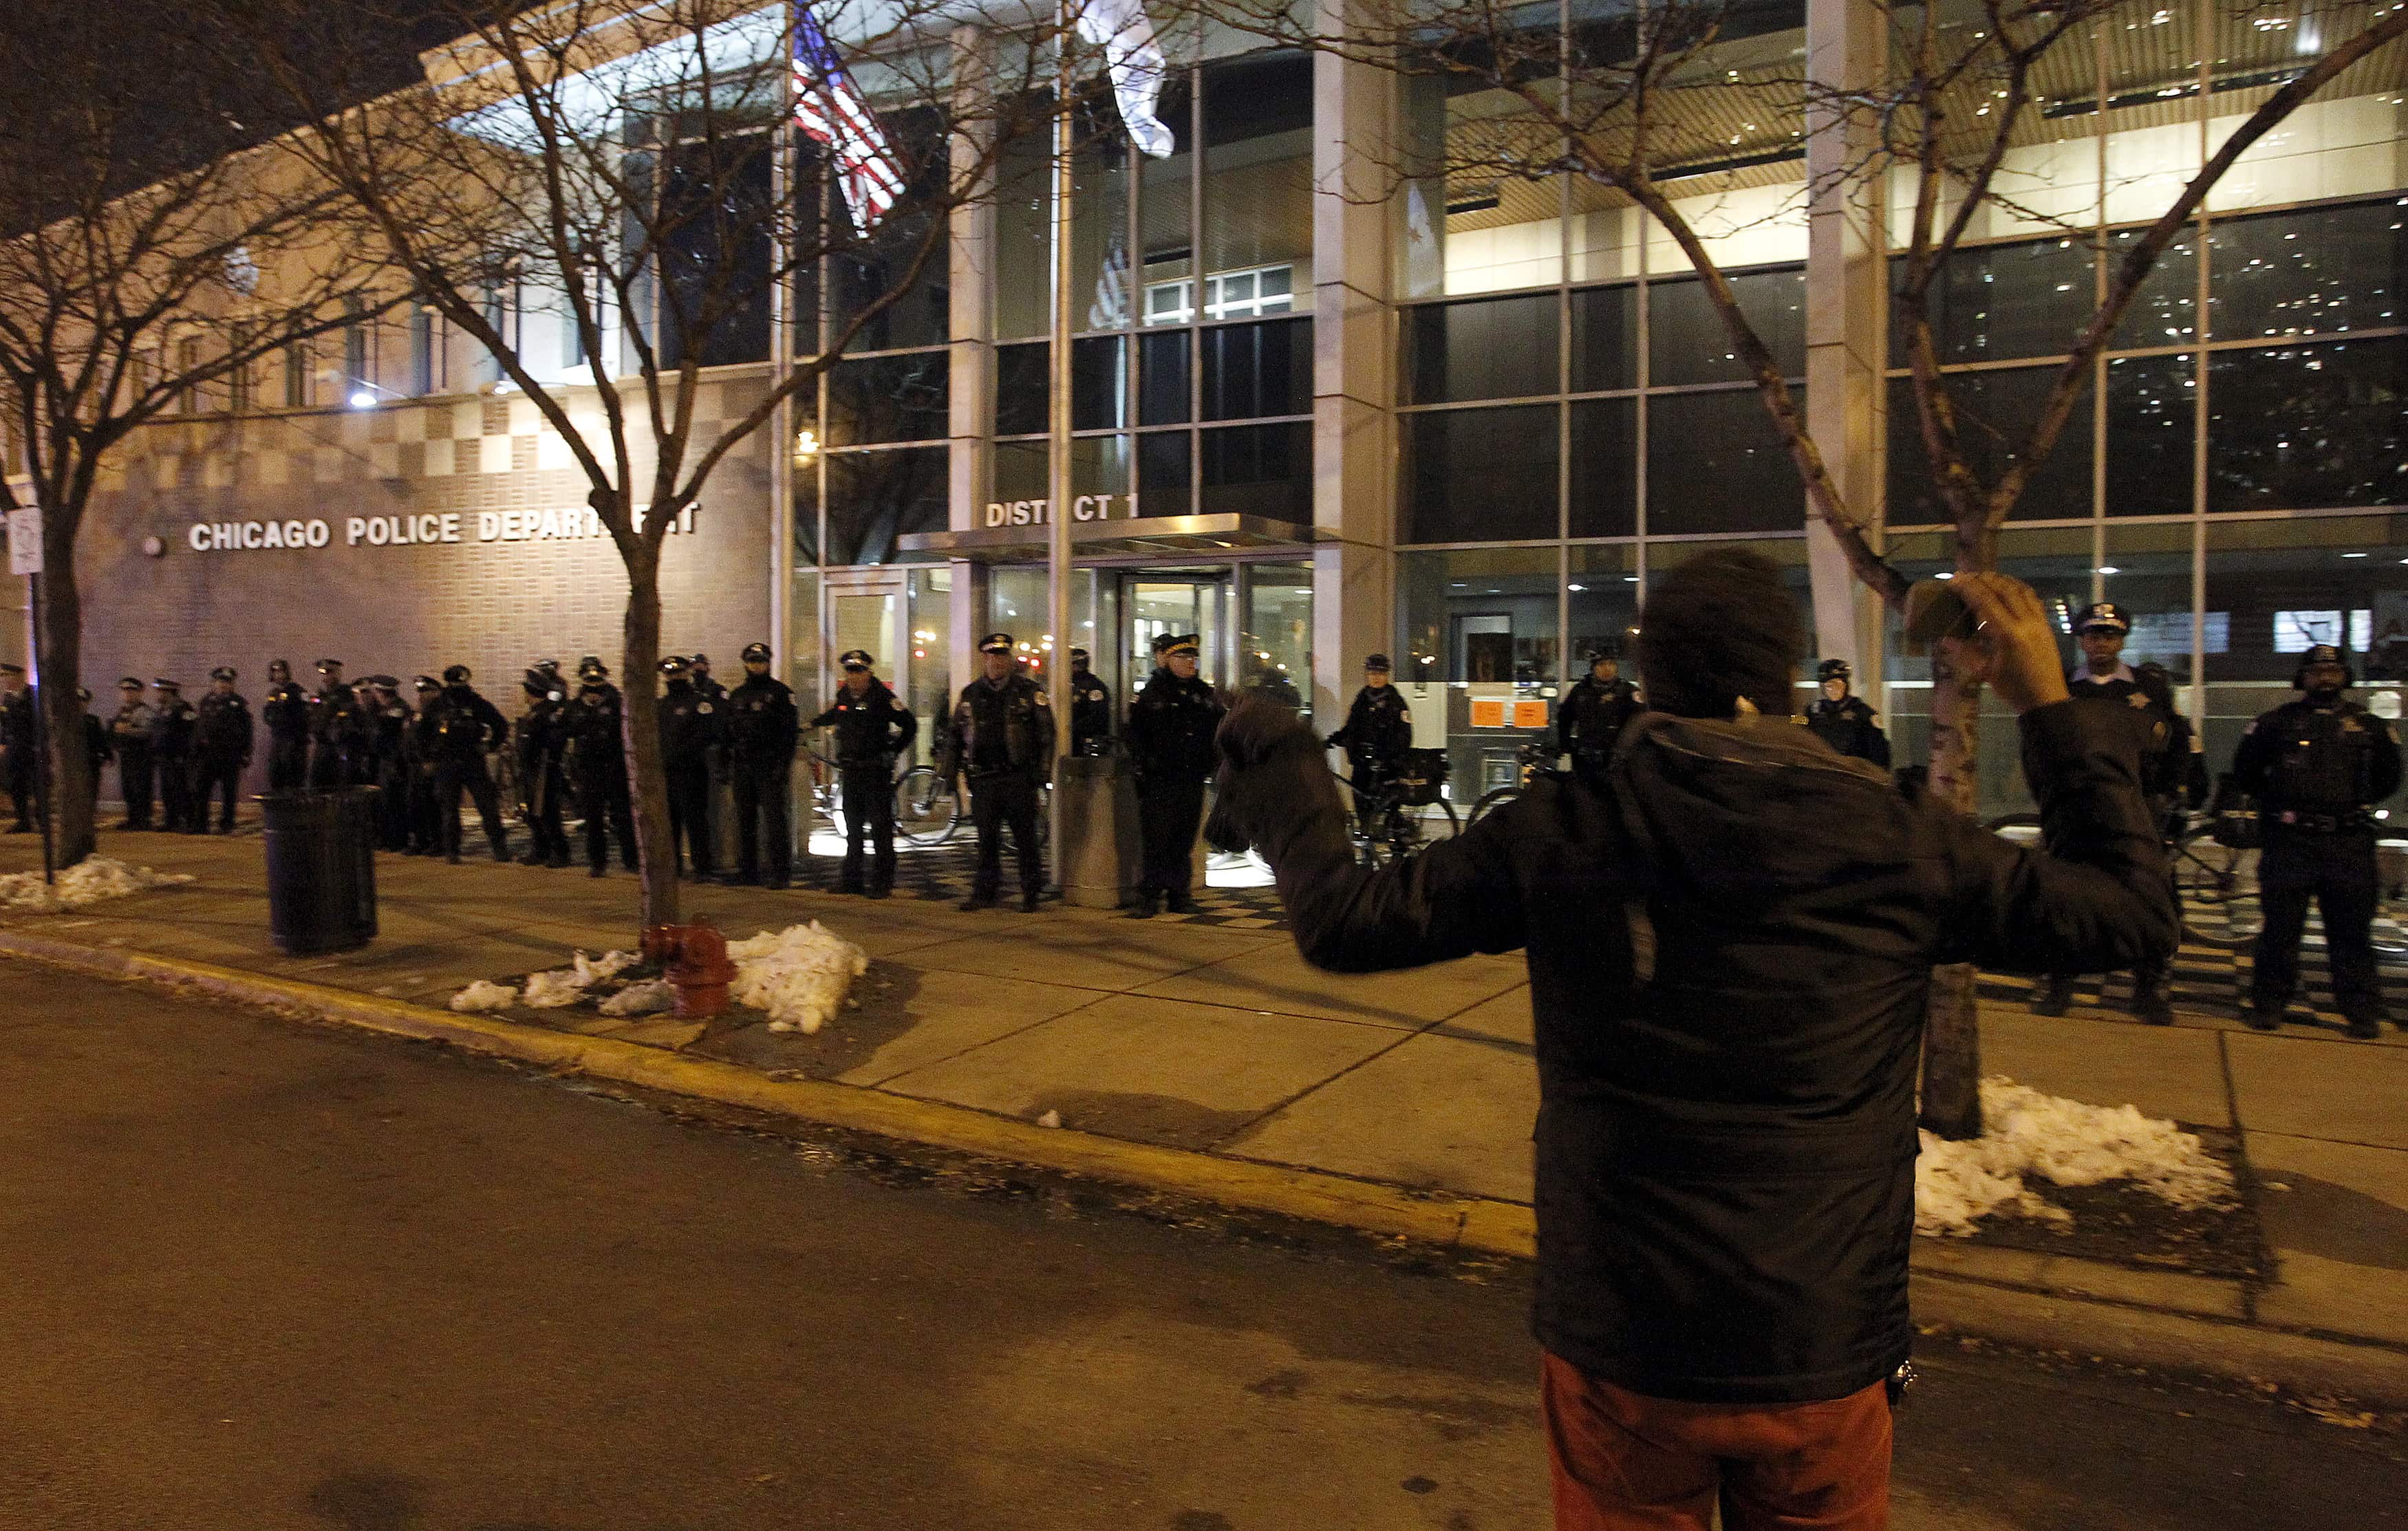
top-left (1070, 646), bottom-right (1090, 662)
top-left (839, 649), bottom-right (872, 671)
top-left (577, 654), bottom-right (608, 679)
top-left (658, 655), bottom-right (689, 676)
top-left (691, 652), bottom-right (711, 667)
top-left (742, 641), bottom-right (773, 663)
top-left (210, 665), bottom-right (237, 682)
top-left (980, 632), bottom-right (1013, 655)
top-left (1152, 633), bottom-right (1199, 657)
top-left (1586, 642), bottom-right (1620, 664)
top-left (523, 668), bottom-right (554, 695)
top-left (367, 675), bottom-right (398, 690)
top-left (2074, 602), bottom-right (2130, 635)
top-left (316, 658), bottom-right (343, 672)
top-left (534, 658), bottom-right (561, 675)
top-left (1818, 658), bottom-right (1852, 682)
top-left (442, 664), bottom-right (471, 684)
top-left (2294, 643), bottom-right (2354, 688)
top-left (413, 675), bottom-right (440, 692)
top-left (152, 677), bottom-right (180, 691)
top-left (117, 676), bottom-right (142, 690)
top-left (1364, 653), bottom-right (1393, 672)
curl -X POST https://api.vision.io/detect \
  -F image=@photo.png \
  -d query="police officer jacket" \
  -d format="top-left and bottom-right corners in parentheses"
top-left (2231, 697), bottom-right (2402, 823)
top-left (110, 701), bottom-right (155, 751)
top-left (515, 699), bottom-right (565, 794)
top-left (0, 688), bottom-right (33, 754)
top-left (427, 686), bottom-right (508, 763)
top-left (195, 692), bottom-right (254, 763)
top-left (149, 697), bottom-right (197, 760)
top-left (1326, 686), bottom-right (1410, 770)
top-left (1127, 671), bottom-right (1226, 785)
top-left (264, 681), bottom-right (311, 741)
top-left (727, 674), bottom-right (804, 766)
top-left (658, 682), bottom-right (718, 768)
top-left (564, 684), bottom-right (626, 772)
top-left (1210, 698), bottom-right (2176, 1404)
top-left (948, 673), bottom-right (1053, 780)
top-left (85, 711), bottom-right (111, 771)
top-left (1554, 675), bottom-right (1642, 764)
top-left (2066, 670), bottom-right (2180, 803)
top-left (1804, 695), bottom-right (1890, 768)
top-left (312, 681), bottom-right (367, 752)
top-left (1070, 670), bottom-right (1113, 753)
top-left (810, 680), bottom-right (910, 769)
top-left (369, 697), bottom-right (411, 769)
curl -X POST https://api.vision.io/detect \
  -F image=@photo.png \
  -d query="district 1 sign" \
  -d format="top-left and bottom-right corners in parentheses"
top-left (6, 506), bottom-right (40, 575)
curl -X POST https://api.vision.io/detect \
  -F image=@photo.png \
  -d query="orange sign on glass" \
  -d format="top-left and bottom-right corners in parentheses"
top-left (1513, 700), bottom-right (1551, 729)
top-left (1469, 698), bottom-right (1507, 728)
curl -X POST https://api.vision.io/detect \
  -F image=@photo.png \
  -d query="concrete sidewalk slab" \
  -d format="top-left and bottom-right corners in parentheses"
top-left (903, 923), bottom-right (1276, 992)
top-left (1976, 1008), bottom-right (2235, 1127)
top-left (1436, 986), bottom-right (1535, 1049)
top-left (2245, 1131), bottom-right (2408, 1347)
top-left (1131, 943), bottom-right (1529, 1030)
top-left (2228, 1032), bottom-right (2408, 1149)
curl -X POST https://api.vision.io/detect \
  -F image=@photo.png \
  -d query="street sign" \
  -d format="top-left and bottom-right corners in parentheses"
top-left (6, 507), bottom-right (39, 575)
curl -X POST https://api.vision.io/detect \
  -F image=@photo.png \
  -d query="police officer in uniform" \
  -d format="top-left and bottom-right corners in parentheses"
top-left (657, 656), bottom-right (719, 880)
top-left (358, 677), bottom-right (413, 851)
top-left (401, 677), bottom-right (444, 853)
top-left (811, 649), bottom-right (915, 896)
top-left (310, 659), bottom-right (368, 788)
top-left (2032, 602), bottom-right (2183, 1023)
top-left (2233, 643), bottom-right (2402, 1039)
top-left (427, 664), bottom-right (511, 864)
top-left (108, 677), bottom-right (155, 829)
top-left (724, 641), bottom-right (803, 889)
top-left (0, 663), bottom-right (32, 832)
top-left (262, 659), bottom-right (311, 792)
top-left (1126, 633), bottom-right (1225, 917)
top-left (945, 632), bottom-right (1053, 912)
top-left (689, 651), bottom-right (734, 868)
top-left (1068, 646), bottom-right (1112, 757)
top-left (515, 668), bottom-right (572, 868)
top-left (191, 667), bottom-right (254, 834)
top-left (1552, 644), bottom-right (1643, 781)
top-left (1326, 653), bottom-right (1412, 833)
top-left (566, 656), bottom-right (638, 877)
top-left (149, 679), bottom-right (199, 833)
top-left (1804, 658), bottom-right (1891, 768)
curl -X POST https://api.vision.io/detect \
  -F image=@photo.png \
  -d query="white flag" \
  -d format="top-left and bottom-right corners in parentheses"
top-left (1076, 0), bottom-right (1175, 160)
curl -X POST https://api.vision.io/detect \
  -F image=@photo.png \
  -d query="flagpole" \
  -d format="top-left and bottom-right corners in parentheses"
top-left (1044, 0), bottom-right (1075, 871)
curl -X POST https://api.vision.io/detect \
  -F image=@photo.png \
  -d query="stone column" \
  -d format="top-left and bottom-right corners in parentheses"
top-left (947, 24), bottom-right (996, 701)
top-left (1802, 0), bottom-right (1889, 686)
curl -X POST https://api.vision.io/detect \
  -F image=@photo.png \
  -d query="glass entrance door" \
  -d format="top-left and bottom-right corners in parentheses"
top-left (1126, 574), bottom-right (1229, 691)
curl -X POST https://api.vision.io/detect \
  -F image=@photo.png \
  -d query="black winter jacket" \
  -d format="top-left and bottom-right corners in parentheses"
top-left (1212, 700), bottom-right (2177, 1404)
top-left (1126, 670), bottom-right (1226, 784)
top-left (810, 679), bottom-right (910, 768)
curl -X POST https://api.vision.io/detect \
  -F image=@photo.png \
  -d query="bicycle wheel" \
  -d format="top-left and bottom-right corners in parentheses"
top-left (1465, 788), bottom-right (1518, 831)
top-left (1425, 796), bottom-right (1461, 840)
top-left (892, 765), bottom-right (958, 845)
top-left (2175, 828), bottom-right (2262, 948)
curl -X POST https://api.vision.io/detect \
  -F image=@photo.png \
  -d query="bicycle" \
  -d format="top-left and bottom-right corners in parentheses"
top-left (1464, 741), bottom-right (1563, 830)
top-left (1338, 761), bottom-right (1459, 867)
top-left (889, 760), bottom-right (1053, 849)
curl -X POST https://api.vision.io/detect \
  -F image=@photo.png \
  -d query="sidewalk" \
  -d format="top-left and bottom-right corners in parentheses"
top-left (3, 827), bottom-right (2405, 1402)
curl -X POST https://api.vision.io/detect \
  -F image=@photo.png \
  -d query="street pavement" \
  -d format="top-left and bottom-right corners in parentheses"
top-left (1, 958), bottom-right (2401, 1530)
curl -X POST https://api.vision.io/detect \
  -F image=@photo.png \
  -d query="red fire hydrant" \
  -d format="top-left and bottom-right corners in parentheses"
top-left (641, 922), bottom-right (736, 1019)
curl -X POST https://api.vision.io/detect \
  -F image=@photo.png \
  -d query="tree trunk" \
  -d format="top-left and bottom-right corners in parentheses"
top-left (36, 541), bottom-right (96, 867)
top-left (1917, 648), bottom-right (1984, 1140)
top-left (619, 553), bottom-right (680, 933)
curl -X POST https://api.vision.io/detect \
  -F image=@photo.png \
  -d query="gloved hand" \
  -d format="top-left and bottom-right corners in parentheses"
top-left (1207, 696), bottom-right (1324, 855)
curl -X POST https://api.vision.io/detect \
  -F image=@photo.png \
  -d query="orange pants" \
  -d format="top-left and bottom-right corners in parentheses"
top-left (1542, 1351), bottom-right (1893, 1531)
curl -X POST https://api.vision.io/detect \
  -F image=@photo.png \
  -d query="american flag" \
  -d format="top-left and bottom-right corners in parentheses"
top-left (791, 6), bottom-right (907, 232)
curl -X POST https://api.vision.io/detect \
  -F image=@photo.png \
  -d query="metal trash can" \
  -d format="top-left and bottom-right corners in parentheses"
top-left (1054, 752), bottom-right (1140, 909)
top-left (259, 787), bottom-right (380, 955)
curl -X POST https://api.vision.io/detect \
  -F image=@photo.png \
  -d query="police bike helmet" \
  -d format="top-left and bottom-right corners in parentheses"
top-left (577, 655), bottom-right (609, 681)
top-left (1818, 658), bottom-right (1853, 684)
top-left (2292, 642), bottom-right (2354, 690)
top-left (741, 641), bottom-right (773, 664)
top-left (442, 664), bottom-right (472, 686)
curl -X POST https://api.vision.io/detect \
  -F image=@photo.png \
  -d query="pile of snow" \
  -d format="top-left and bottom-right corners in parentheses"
top-left (0, 857), bottom-right (194, 913)
top-left (447, 979), bottom-right (520, 1012)
top-left (1916, 1076), bottom-right (2235, 1237)
top-left (727, 921), bottom-right (868, 1035)
top-left (599, 978), bottom-right (676, 1017)
top-left (522, 949), bottom-right (637, 1009)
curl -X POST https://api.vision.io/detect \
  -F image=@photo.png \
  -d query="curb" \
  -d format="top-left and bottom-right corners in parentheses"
top-left (8, 924), bottom-right (2406, 1409)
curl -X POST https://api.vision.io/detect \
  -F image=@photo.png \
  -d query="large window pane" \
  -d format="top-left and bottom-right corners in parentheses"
top-left (1402, 405), bottom-right (1559, 543)
top-left (1139, 329), bottom-right (1190, 424)
top-left (1900, 236), bottom-right (2095, 364)
top-left (1570, 283), bottom-right (1637, 393)
top-left (1200, 422), bottom-right (1311, 519)
top-left (1567, 396), bottom-right (1636, 538)
top-left (994, 342), bottom-right (1048, 437)
top-left (2099, 522), bottom-right (2197, 685)
top-left (1646, 387), bottom-right (1803, 535)
top-left (1074, 336), bottom-right (1128, 430)
top-left (1648, 267), bottom-right (1805, 387)
top-left (991, 434), bottom-right (1135, 518)
top-left (2208, 199), bottom-right (2405, 343)
top-left (1403, 292), bottom-right (1559, 404)
top-left (2207, 336), bottom-right (2408, 513)
top-left (2103, 352), bottom-right (2192, 517)
top-left (1241, 561), bottom-right (1316, 724)
top-left (1888, 365), bottom-right (2092, 525)
top-left (825, 447), bottom-right (947, 565)
top-left (657, 133), bottom-right (774, 368)
top-left (1569, 543), bottom-right (1640, 676)
top-left (1137, 429), bottom-right (1190, 517)
top-left (995, 338), bottom-right (1131, 437)
top-left (995, 97), bottom-right (1135, 340)
top-left (1397, 545), bottom-right (1562, 797)
top-left (1201, 53), bottom-right (1314, 317)
top-left (830, 111), bottom-right (949, 352)
top-left (2111, 227), bottom-right (2197, 349)
top-left (828, 350), bottom-right (949, 446)
top-left (1201, 316), bottom-right (1311, 420)
top-left (1139, 74), bottom-right (1193, 326)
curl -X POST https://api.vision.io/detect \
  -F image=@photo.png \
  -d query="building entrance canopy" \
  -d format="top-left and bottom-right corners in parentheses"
top-left (896, 513), bottom-right (1318, 565)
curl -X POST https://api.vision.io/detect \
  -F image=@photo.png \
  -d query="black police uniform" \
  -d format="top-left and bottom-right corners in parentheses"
top-left (0, 675), bottom-right (34, 831)
top-left (1554, 669), bottom-right (1643, 779)
top-left (658, 665), bottom-right (719, 878)
top-left (82, 698), bottom-right (111, 816)
top-left (1326, 665), bottom-right (1412, 832)
top-left (946, 636), bottom-right (1053, 909)
top-left (690, 658), bottom-right (733, 868)
top-left (191, 678), bottom-right (255, 833)
top-left (427, 675), bottom-right (511, 862)
top-left (149, 687), bottom-right (199, 833)
top-left (263, 671), bottom-right (312, 792)
top-left (2233, 655), bottom-right (2402, 1035)
top-left (810, 659), bottom-right (914, 895)
top-left (310, 670), bottom-right (368, 789)
top-left (727, 653), bottom-right (804, 889)
top-left (360, 684), bottom-right (413, 851)
top-left (1126, 645), bottom-right (1225, 913)
top-left (1805, 695), bottom-right (1890, 768)
top-left (565, 672), bottom-right (638, 875)
top-left (1068, 656), bottom-right (1113, 757)
top-left (109, 690), bottom-right (156, 829)
top-left (402, 682), bottom-right (444, 853)
top-left (514, 677), bottom-right (572, 868)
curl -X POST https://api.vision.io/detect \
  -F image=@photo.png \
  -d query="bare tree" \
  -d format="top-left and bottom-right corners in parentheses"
top-left (0, 2), bottom-right (405, 867)
top-left (233, 0), bottom-right (1062, 931)
top-left (1206, 0), bottom-right (2408, 1136)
